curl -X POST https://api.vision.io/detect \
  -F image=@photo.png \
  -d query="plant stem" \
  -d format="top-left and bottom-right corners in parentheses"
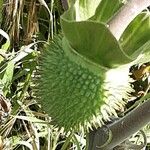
top-left (88, 99), bottom-right (150, 150)
top-left (108, 0), bottom-right (150, 40)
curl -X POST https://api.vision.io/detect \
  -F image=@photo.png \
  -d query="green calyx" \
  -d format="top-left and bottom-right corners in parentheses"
top-left (35, 35), bottom-right (107, 130)
top-left (35, 35), bottom-right (134, 131)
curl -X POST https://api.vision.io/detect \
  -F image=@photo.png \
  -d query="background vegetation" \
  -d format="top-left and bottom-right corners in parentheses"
top-left (0, 1), bottom-right (68, 150)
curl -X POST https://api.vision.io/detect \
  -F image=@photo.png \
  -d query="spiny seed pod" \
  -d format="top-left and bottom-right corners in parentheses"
top-left (34, 35), bottom-right (133, 131)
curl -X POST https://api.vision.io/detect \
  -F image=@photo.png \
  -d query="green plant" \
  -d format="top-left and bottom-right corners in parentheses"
top-left (0, 0), bottom-right (150, 149)
top-left (35, 0), bottom-right (150, 133)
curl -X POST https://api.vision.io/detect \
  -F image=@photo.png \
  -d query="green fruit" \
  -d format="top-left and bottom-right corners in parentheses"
top-left (35, 35), bottom-right (133, 131)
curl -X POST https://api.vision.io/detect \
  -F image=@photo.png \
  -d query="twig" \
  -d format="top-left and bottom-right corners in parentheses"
top-left (88, 99), bottom-right (150, 150)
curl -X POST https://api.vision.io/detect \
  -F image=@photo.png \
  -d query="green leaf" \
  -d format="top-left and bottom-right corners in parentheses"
top-left (90, 0), bottom-right (122, 22)
top-left (1, 61), bottom-right (14, 94)
top-left (73, 0), bottom-right (101, 21)
top-left (14, 115), bottom-right (48, 125)
top-left (61, 7), bottom-right (132, 68)
top-left (0, 29), bottom-right (10, 63)
top-left (72, 0), bottom-right (122, 22)
top-left (132, 41), bottom-right (150, 65)
top-left (0, 29), bottom-right (10, 51)
top-left (120, 12), bottom-right (150, 56)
